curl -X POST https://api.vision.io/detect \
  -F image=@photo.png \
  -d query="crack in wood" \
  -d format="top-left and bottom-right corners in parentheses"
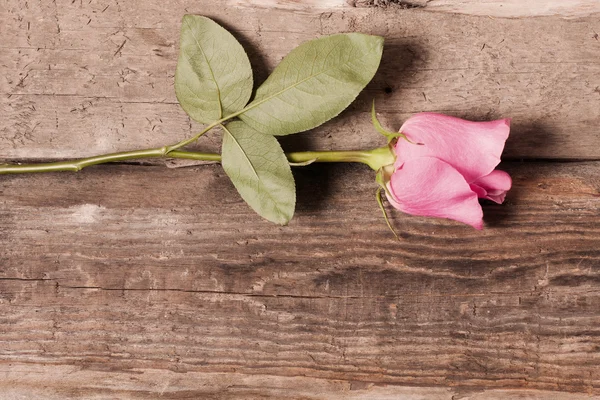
top-left (347, 0), bottom-right (426, 8)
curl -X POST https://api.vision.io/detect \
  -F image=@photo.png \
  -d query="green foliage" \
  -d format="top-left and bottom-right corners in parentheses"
top-left (175, 15), bottom-right (253, 124)
top-left (221, 122), bottom-right (296, 225)
top-left (174, 15), bottom-right (385, 224)
top-left (239, 33), bottom-right (384, 136)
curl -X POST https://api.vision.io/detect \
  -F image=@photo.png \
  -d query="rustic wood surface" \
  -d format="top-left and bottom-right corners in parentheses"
top-left (1, 0), bottom-right (600, 398)
top-left (2, 0), bottom-right (600, 160)
top-left (230, 0), bottom-right (600, 18)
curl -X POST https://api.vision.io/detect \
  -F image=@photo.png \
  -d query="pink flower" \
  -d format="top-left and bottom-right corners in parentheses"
top-left (386, 113), bottom-right (512, 230)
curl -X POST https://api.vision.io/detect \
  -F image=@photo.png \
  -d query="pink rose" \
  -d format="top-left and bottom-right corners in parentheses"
top-left (385, 113), bottom-right (512, 230)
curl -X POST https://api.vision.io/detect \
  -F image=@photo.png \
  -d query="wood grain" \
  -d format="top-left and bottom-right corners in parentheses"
top-left (2, 365), bottom-right (600, 400)
top-left (1, 0), bottom-right (599, 160)
top-left (0, 161), bottom-right (599, 397)
top-left (416, 0), bottom-right (600, 18)
top-left (229, 0), bottom-right (600, 18)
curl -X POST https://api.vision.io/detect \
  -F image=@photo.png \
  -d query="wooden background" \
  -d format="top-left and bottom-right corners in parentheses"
top-left (1, 0), bottom-right (600, 398)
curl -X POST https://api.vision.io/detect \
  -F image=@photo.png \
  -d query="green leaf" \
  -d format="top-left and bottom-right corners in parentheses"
top-left (221, 121), bottom-right (296, 225)
top-left (175, 15), bottom-right (253, 124)
top-left (239, 33), bottom-right (384, 136)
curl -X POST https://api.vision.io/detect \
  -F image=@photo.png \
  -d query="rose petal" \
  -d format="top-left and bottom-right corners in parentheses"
top-left (387, 156), bottom-right (484, 229)
top-left (394, 113), bottom-right (510, 182)
top-left (470, 169), bottom-right (512, 204)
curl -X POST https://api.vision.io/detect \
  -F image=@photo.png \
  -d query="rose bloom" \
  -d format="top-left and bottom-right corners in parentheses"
top-left (385, 113), bottom-right (511, 230)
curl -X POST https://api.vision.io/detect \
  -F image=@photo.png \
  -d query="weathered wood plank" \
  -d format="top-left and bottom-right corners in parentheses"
top-left (229, 0), bottom-right (600, 18)
top-left (2, 365), bottom-right (600, 400)
top-left (0, 161), bottom-right (599, 396)
top-left (1, 1), bottom-right (599, 160)
top-left (419, 0), bottom-right (600, 18)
